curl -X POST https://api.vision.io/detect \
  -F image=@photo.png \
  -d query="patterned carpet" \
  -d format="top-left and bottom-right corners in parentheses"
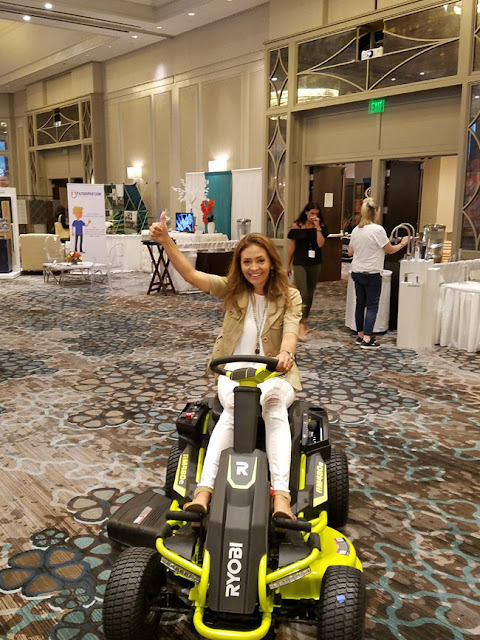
top-left (0, 272), bottom-right (479, 640)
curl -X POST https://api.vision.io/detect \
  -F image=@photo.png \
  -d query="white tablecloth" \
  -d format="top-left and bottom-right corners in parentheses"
top-left (165, 250), bottom-right (198, 293)
top-left (140, 231), bottom-right (237, 280)
top-left (140, 230), bottom-right (229, 247)
top-left (345, 270), bottom-right (392, 333)
top-left (436, 281), bottom-right (480, 352)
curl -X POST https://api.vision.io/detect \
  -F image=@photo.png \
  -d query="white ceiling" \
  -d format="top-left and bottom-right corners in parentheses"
top-left (0, 0), bottom-right (267, 93)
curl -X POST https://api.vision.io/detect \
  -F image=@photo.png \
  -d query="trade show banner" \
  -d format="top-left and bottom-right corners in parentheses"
top-left (67, 184), bottom-right (107, 264)
top-left (185, 169), bottom-right (262, 238)
top-left (205, 171), bottom-right (232, 238)
top-left (185, 172), bottom-right (207, 232)
top-left (231, 169), bottom-right (262, 239)
top-left (0, 187), bottom-right (21, 277)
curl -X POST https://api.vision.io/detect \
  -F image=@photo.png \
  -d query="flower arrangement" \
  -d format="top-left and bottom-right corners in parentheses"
top-left (65, 251), bottom-right (82, 265)
top-left (172, 177), bottom-right (210, 211)
top-left (201, 199), bottom-right (216, 224)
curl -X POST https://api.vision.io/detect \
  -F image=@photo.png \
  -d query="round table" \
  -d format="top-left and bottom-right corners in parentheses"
top-left (436, 281), bottom-right (480, 352)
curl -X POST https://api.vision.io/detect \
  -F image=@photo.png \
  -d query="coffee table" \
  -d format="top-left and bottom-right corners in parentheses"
top-left (43, 261), bottom-right (95, 285)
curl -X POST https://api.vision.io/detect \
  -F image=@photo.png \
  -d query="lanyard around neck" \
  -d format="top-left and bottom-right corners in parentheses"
top-left (250, 293), bottom-right (268, 355)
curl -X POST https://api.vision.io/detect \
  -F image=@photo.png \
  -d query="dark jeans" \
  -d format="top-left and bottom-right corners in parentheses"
top-left (293, 263), bottom-right (322, 321)
top-left (351, 272), bottom-right (382, 337)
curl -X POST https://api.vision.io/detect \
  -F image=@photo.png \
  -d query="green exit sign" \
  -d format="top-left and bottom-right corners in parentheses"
top-left (369, 98), bottom-right (385, 114)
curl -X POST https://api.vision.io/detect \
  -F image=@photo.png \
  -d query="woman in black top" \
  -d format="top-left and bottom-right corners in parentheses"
top-left (287, 202), bottom-right (328, 341)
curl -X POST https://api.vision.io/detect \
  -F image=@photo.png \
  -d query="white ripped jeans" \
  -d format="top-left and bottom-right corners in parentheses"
top-left (198, 375), bottom-right (295, 493)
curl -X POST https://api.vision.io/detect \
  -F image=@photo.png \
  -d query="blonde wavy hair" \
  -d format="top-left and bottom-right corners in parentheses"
top-left (358, 197), bottom-right (379, 228)
top-left (223, 233), bottom-right (292, 310)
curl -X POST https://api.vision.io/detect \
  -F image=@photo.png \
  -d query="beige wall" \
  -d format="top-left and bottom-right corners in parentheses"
top-left (153, 91), bottom-right (172, 217)
top-left (13, 122), bottom-right (27, 194)
top-left (420, 157), bottom-right (440, 229)
top-left (267, 0), bottom-right (432, 40)
top-left (178, 85), bottom-right (199, 179)
top-left (0, 94), bottom-right (9, 114)
top-left (303, 103), bottom-right (379, 164)
top-left (437, 155), bottom-right (457, 232)
top-left (104, 6), bottom-right (268, 95)
top-left (105, 102), bottom-right (122, 184)
top-left (379, 93), bottom-right (460, 157)
top-left (36, 146), bottom-right (83, 195)
top-left (327, 0), bottom-right (376, 25)
top-left (419, 155), bottom-right (457, 233)
top-left (6, 7), bottom-right (267, 219)
top-left (104, 8), bottom-right (268, 217)
top-left (303, 91), bottom-right (460, 164)
top-left (202, 76), bottom-right (242, 171)
top-left (269, 0), bottom-right (327, 40)
top-left (120, 96), bottom-right (152, 185)
top-left (26, 63), bottom-right (104, 111)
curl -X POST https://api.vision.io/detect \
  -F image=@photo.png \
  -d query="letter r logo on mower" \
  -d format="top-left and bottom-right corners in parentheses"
top-left (227, 456), bottom-right (257, 489)
top-left (236, 461), bottom-right (249, 476)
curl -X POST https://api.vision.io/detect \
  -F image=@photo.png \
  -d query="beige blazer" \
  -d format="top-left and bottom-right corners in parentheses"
top-left (207, 274), bottom-right (302, 390)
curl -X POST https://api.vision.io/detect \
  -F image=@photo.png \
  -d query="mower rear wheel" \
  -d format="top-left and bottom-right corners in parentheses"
top-left (317, 565), bottom-right (365, 640)
top-left (326, 448), bottom-right (349, 528)
top-left (165, 443), bottom-right (181, 498)
top-left (103, 546), bottom-right (165, 640)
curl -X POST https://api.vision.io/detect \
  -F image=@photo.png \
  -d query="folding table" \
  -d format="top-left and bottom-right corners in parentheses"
top-left (142, 240), bottom-right (176, 295)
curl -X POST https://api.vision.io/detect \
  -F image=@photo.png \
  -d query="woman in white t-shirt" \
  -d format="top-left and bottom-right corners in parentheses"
top-left (348, 198), bottom-right (408, 349)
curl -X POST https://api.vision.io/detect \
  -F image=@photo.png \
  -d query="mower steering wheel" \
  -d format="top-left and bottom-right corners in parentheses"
top-left (210, 355), bottom-right (279, 377)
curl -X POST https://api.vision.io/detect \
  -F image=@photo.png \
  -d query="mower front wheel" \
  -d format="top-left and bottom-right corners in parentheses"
top-left (317, 565), bottom-right (365, 640)
top-left (103, 546), bottom-right (165, 640)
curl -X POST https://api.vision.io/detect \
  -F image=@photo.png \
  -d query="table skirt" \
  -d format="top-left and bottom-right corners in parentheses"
top-left (436, 281), bottom-right (480, 352)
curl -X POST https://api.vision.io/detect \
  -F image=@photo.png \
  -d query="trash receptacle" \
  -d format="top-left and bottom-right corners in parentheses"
top-left (423, 224), bottom-right (446, 263)
top-left (237, 218), bottom-right (251, 239)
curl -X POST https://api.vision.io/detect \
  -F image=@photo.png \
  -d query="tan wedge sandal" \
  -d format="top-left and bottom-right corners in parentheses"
top-left (272, 491), bottom-right (296, 520)
top-left (184, 487), bottom-right (212, 515)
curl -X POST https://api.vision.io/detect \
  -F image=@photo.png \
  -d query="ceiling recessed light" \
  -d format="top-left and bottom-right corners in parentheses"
top-left (44, 2), bottom-right (53, 8)
top-left (420, 71), bottom-right (425, 76)
top-left (391, 77), bottom-right (396, 81)
top-left (132, 35), bottom-right (138, 38)
top-left (188, 12), bottom-right (195, 16)
top-left (23, 15), bottom-right (31, 21)
top-left (156, 26), bottom-right (162, 29)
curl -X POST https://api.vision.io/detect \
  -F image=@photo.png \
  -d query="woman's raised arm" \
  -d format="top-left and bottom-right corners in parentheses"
top-left (149, 212), bottom-right (211, 293)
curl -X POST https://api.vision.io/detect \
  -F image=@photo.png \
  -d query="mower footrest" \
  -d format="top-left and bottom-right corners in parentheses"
top-left (278, 530), bottom-right (311, 568)
top-left (164, 525), bottom-right (198, 560)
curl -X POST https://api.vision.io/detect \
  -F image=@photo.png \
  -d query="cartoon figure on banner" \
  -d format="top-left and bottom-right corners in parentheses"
top-left (71, 206), bottom-right (91, 253)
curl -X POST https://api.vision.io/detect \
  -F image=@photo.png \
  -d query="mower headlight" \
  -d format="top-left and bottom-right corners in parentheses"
top-left (268, 567), bottom-right (311, 590)
top-left (161, 558), bottom-right (200, 583)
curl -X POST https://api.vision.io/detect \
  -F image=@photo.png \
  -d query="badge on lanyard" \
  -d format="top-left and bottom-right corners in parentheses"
top-left (308, 249), bottom-right (316, 258)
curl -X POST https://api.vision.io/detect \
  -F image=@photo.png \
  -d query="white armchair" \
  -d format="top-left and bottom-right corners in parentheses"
top-left (20, 234), bottom-right (60, 271)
